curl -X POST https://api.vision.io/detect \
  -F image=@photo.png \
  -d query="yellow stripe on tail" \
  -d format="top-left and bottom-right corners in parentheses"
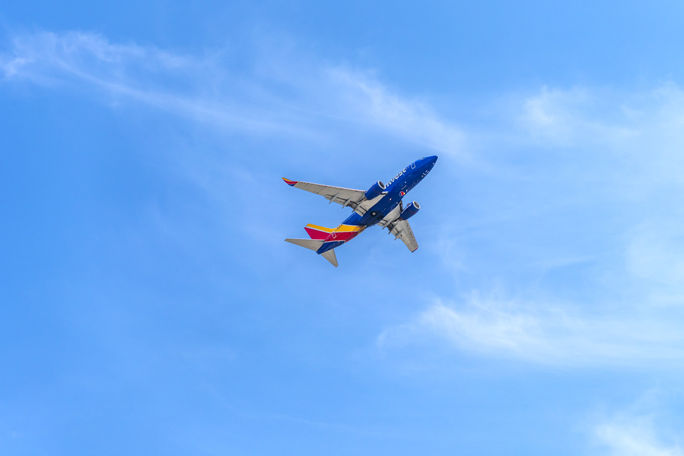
top-left (305, 224), bottom-right (333, 240)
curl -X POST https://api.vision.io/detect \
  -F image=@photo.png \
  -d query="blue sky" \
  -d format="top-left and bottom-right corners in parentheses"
top-left (3, 1), bottom-right (684, 454)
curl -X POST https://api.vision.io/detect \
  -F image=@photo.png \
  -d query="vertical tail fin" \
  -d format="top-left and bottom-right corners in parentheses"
top-left (304, 224), bottom-right (333, 240)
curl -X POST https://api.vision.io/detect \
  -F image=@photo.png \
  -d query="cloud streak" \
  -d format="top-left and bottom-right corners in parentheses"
top-left (0, 30), bottom-right (464, 157)
top-left (379, 295), bottom-right (684, 367)
top-left (593, 401), bottom-right (684, 456)
top-left (595, 420), bottom-right (683, 456)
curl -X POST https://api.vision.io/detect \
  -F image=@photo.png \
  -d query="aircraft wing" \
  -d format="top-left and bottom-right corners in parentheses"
top-left (282, 178), bottom-right (384, 215)
top-left (379, 203), bottom-right (419, 252)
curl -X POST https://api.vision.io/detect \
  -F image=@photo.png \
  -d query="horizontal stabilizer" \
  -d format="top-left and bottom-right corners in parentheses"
top-left (285, 238), bottom-right (323, 251)
top-left (285, 238), bottom-right (339, 267)
top-left (320, 249), bottom-right (338, 267)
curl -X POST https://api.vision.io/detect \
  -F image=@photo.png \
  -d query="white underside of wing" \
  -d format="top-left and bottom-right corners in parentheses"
top-left (288, 179), bottom-right (388, 215)
top-left (388, 219), bottom-right (418, 252)
top-left (379, 202), bottom-right (419, 252)
top-left (291, 181), bottom-right (366, 208)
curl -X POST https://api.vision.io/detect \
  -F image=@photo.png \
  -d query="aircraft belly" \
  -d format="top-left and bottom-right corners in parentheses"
top-left (359, 198), bottom-right (401, 226)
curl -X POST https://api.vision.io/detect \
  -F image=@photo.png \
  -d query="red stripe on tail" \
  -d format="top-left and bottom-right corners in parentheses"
top-left (305, 226), bottom-right (330, 240)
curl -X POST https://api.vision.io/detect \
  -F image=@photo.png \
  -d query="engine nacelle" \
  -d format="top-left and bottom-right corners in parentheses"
top-left (400, 201), bottom-right (420, 220)
top-left (365, 180), bottom-right (386, 200)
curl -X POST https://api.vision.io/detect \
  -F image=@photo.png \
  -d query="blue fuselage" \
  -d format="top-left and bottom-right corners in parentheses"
top-left (344, 155), bottom-right (438, 227)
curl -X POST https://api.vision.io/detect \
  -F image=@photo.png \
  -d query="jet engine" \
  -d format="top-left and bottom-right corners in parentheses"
top-left (365, 181), bottom-right (386, 200)
top-left (400, 201), bottom-right (420, 220)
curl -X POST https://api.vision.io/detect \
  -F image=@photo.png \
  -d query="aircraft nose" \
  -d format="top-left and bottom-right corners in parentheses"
top-left (416, 155), bottom-right (438, 172)
top-left (422, 155), bottom-right (437, 168)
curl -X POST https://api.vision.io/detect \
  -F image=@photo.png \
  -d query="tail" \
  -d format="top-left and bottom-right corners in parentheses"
top-left (285, 238), bottom-right (338, 267)
top-left (304, 224), bottom-right (333, 240)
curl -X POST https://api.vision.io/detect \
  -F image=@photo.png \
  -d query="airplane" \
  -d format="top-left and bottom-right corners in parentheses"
top-left (283, 155), bottom-right (438, 267)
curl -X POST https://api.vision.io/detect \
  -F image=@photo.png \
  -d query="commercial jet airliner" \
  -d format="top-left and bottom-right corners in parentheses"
top-left (283, 155), bottom-right (437, 267)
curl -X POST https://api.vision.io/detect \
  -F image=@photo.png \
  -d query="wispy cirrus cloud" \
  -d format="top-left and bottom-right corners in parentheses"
top-left (516, 86), bottom-right (637, 147)
top-left (0, 30), bottom-right (465, 157)
top-left (515, 83), bottom-right (684, 180)
top-left (378, 294), bottom-right (684, 367)
top-left (326, 68), bottom-right (464, 157)
top-left (591, 394), bottom-right (684, 456)
top-left (0, 31), bottom-right (318, 137)
top-left (595, 417), bottom-right (683, 456)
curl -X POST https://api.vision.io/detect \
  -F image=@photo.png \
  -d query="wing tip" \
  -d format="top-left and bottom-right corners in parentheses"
top-left (282, 177), bottom-right (298, 186)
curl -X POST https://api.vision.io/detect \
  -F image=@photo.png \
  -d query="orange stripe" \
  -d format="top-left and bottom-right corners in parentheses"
top-left (306, 224), bottom-right (333, 233)
top-left (334, 224), bottom-right (363, 232)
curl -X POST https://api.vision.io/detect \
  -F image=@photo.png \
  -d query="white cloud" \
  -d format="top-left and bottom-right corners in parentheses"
top-left (0, 31), bottom-right (316, 137)
top-left (379, 294), bottom-right (684, 367)
top-left (516, 84), bottom-right (684, 170)
top-left (594, 412), bottom-right (683, 456)
top-left (327, 68), bottom-right (464, 156)
top-left (0, 30), bottom-right (464, 157)
top-left (518, 86), bottom-right (634, 145)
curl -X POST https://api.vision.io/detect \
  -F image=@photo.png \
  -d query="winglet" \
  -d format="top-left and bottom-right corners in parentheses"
top-left (282, 177), bottom-right (298, 186)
